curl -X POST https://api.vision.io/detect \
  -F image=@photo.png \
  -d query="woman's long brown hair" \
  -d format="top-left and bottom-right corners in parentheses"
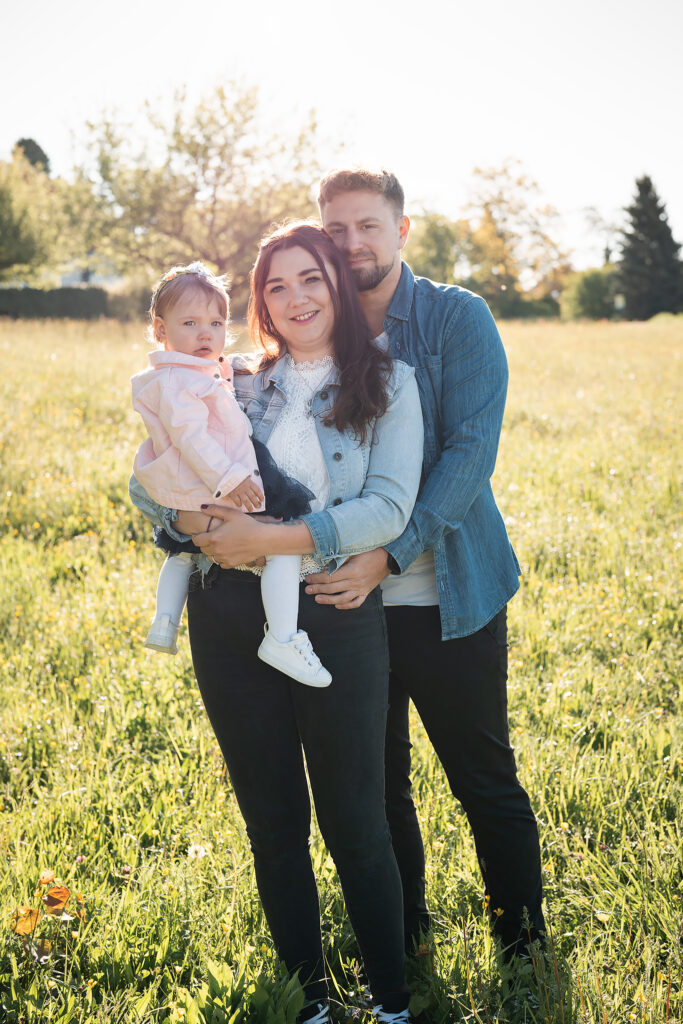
top-left (246, 221), bottom-right (392, 444)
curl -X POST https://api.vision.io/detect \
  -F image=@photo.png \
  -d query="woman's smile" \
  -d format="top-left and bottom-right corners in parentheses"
top-left (264, 245), bottom-right (337, 360)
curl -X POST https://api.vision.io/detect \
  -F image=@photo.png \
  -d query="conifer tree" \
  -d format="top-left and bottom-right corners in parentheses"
top-left (618, 176), bottom-right (682, 319)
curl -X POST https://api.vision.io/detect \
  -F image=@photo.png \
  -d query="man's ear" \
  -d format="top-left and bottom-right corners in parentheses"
top-left (397, 215), bottom-right (410, 251)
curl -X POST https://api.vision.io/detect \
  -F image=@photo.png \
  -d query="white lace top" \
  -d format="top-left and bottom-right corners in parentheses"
top-left (246, 354), bottom-right (334, 579)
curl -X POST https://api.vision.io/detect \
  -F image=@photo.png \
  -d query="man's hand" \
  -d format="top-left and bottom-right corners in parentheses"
top-left (227, 476), bottom-right (264, 513)
top-left (304, 548), bottom-right (392, 610)
top-left (193, 506), bottom-right (272, 568)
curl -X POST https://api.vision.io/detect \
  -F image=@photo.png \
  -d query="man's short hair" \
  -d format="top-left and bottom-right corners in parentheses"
top-left (318, 168), bottom-right (405, 217)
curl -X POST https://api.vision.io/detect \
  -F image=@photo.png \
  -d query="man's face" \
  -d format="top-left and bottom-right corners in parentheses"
top-left (320, 190), bottom-right (409, 292)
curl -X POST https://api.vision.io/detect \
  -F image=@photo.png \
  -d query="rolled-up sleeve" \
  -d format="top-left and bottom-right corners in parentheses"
top-left (302, 365), bottom-right (423, 571)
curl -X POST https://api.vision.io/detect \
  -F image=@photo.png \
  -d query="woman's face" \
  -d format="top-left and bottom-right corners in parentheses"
top-left (263, 245), bottom-right (338, 362)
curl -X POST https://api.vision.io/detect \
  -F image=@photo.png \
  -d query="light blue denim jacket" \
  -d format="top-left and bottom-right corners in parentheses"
top-left (383, 263), bottom-right (521, 640)
top-left (129, 355), bottom-right (423, 574)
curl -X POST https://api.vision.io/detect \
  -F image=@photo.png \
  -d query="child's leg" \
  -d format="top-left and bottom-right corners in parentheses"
top-left (259, 554), bottom-right (302, 642)
top-left (145, 552), bottom-right (194, 654)
top-left (258, 555), bottom-right (332, 687)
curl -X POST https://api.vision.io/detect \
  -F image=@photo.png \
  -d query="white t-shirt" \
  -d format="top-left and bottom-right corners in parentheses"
top-left (374, 333), bottom-right (438, 607)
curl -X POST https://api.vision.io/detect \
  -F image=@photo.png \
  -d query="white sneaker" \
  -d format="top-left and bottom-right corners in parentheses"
top-left (258, 627), bottom-right (332, 687)
top-left (372, 1006), bottom-right (412, 1023)
top-left (144, 613), bottom-right (179, 654)
top-left (300, 1003), bottom-right (330, 1024)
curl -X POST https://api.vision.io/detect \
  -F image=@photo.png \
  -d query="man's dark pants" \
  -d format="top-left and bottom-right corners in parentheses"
top-left (383, 604), bottom-right (545, 956)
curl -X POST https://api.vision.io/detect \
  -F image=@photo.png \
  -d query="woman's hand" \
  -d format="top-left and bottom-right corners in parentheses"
top-left (193, 506), bottom-right (273, 568)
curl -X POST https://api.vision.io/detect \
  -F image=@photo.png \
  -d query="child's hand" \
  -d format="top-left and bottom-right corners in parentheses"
top-left (227, 477), bottom-right (264, 513)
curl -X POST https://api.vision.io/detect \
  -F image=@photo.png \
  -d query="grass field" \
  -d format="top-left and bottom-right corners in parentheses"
top-left (0, 317), bottom-right (681, 1023)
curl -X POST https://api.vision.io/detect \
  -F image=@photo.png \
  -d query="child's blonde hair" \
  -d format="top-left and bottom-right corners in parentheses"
top-left (149, 262), bottom-right (229, 342)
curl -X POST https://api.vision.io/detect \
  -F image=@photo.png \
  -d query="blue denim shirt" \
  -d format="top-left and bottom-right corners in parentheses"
top-left (129, 355), bottom-right (423, 574)
top-left (383, 263), bottom-right (521, 640)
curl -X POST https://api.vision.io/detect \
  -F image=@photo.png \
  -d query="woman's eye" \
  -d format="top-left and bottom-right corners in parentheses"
top-left (306, 276), bottom-right (322, 284)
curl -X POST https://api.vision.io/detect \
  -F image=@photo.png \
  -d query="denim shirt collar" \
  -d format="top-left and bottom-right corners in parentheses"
top-left (384, 261), bottom-right (415, 327)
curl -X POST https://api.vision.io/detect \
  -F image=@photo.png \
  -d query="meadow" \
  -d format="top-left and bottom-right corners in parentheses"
top-left (0, 316), bottom-right (680, 1023)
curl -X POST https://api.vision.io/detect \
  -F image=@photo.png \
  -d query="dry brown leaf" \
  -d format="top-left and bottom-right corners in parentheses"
top-left (42, 885), bottom-right (70, 915)
top-left (10, 906), bottom-right (41, 936)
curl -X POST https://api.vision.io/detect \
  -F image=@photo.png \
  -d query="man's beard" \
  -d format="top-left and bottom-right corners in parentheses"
top-left (350, 258), bottom-right (395, 292)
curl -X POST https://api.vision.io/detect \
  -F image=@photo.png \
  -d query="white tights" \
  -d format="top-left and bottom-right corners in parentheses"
top-left (152, 552), bottom-right (302, 642)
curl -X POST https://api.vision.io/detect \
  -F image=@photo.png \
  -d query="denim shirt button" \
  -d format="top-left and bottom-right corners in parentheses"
top-left (332, 498), bottom-right (342, 506)
top-left (319, 390), bottom-right (328, 400)
top-left (333, 452), bottom-right (342, 461)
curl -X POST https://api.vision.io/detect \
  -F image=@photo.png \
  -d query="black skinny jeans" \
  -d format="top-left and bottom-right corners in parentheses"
top-left (187, 569), bottom-right (408, 1006)
top-left (383, 605), bottom-right (545, 955)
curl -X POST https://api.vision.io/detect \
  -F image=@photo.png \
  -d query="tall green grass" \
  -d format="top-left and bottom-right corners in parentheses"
top-left (0, 318), bottom-right (680, 1022)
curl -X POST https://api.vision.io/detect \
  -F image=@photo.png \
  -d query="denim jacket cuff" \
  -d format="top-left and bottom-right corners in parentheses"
top-left (301, 509), bottom-right (342, 571)
top-left (385, 522), bottom-right (422, 574)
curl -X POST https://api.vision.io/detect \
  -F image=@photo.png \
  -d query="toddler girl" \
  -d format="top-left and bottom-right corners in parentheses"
top-left (131, 262), bottom-right (331, 687)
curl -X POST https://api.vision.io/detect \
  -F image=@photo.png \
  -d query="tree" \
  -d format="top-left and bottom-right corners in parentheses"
top-left (560, 266), bottom-right (618, 320)
top-left (79, 85), bottom-right (324, 314)
top-left (452, 161), bottom-right (571, 317)
top-left (405, 212), bottom-right (463, 283)
top-left (14, 138), bottom-right (51, 174)
top-left (618, 176), bottom-right (682, 319)
top-left (0, 153), bottom-right (63, 280)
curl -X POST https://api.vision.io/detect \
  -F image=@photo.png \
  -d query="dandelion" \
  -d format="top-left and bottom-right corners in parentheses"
top-left (187, 844), bottom-right (207, 861)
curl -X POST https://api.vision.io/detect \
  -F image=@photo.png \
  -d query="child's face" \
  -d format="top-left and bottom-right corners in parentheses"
top-left (155, 292), bottom-right (226, 361)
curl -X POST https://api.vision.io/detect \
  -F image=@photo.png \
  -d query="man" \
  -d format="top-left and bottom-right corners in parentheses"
top-left (304, 168), bottom-right (545, 960)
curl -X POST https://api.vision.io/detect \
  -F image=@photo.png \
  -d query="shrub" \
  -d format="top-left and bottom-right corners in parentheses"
top-left (560, 265), bottom-right (618, 320)
top-left (0, 286), bottom-right (109, 319)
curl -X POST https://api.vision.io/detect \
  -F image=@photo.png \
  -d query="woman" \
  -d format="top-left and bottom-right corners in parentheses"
top-left (131, 223), bottom-right (423, 1024)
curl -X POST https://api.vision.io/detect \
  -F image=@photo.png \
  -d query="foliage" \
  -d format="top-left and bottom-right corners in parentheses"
top-left (618, 176), bottom-right (682, 320)
top-left (14, 138), bottom-right (51, 174)
top-left (560, 265), bottom-right (618, 320)
top-left (455, 161), bottom-right (572, 317)
top-left (0, 287), bottom-right (109, 319)
top-left (78, 84), bottom-right (323, 316)
top-left (0, 152), bottom-right (89, 283)
top-left (404, 212), bottom-right (464, 285)
top-left (0, 155), bottom-right (53, 279)
top-left (0, 318), bottom-right (681, 1022)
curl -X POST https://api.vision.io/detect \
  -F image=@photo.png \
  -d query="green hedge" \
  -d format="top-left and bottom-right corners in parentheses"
top-left (0, 287), bottom-right (153, 321)
top-left (0, 287), bottom-right (110, 319)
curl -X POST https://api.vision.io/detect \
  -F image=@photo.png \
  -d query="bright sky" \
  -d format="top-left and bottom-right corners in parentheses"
top-left (3, 0), bottom-right (682, 268)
